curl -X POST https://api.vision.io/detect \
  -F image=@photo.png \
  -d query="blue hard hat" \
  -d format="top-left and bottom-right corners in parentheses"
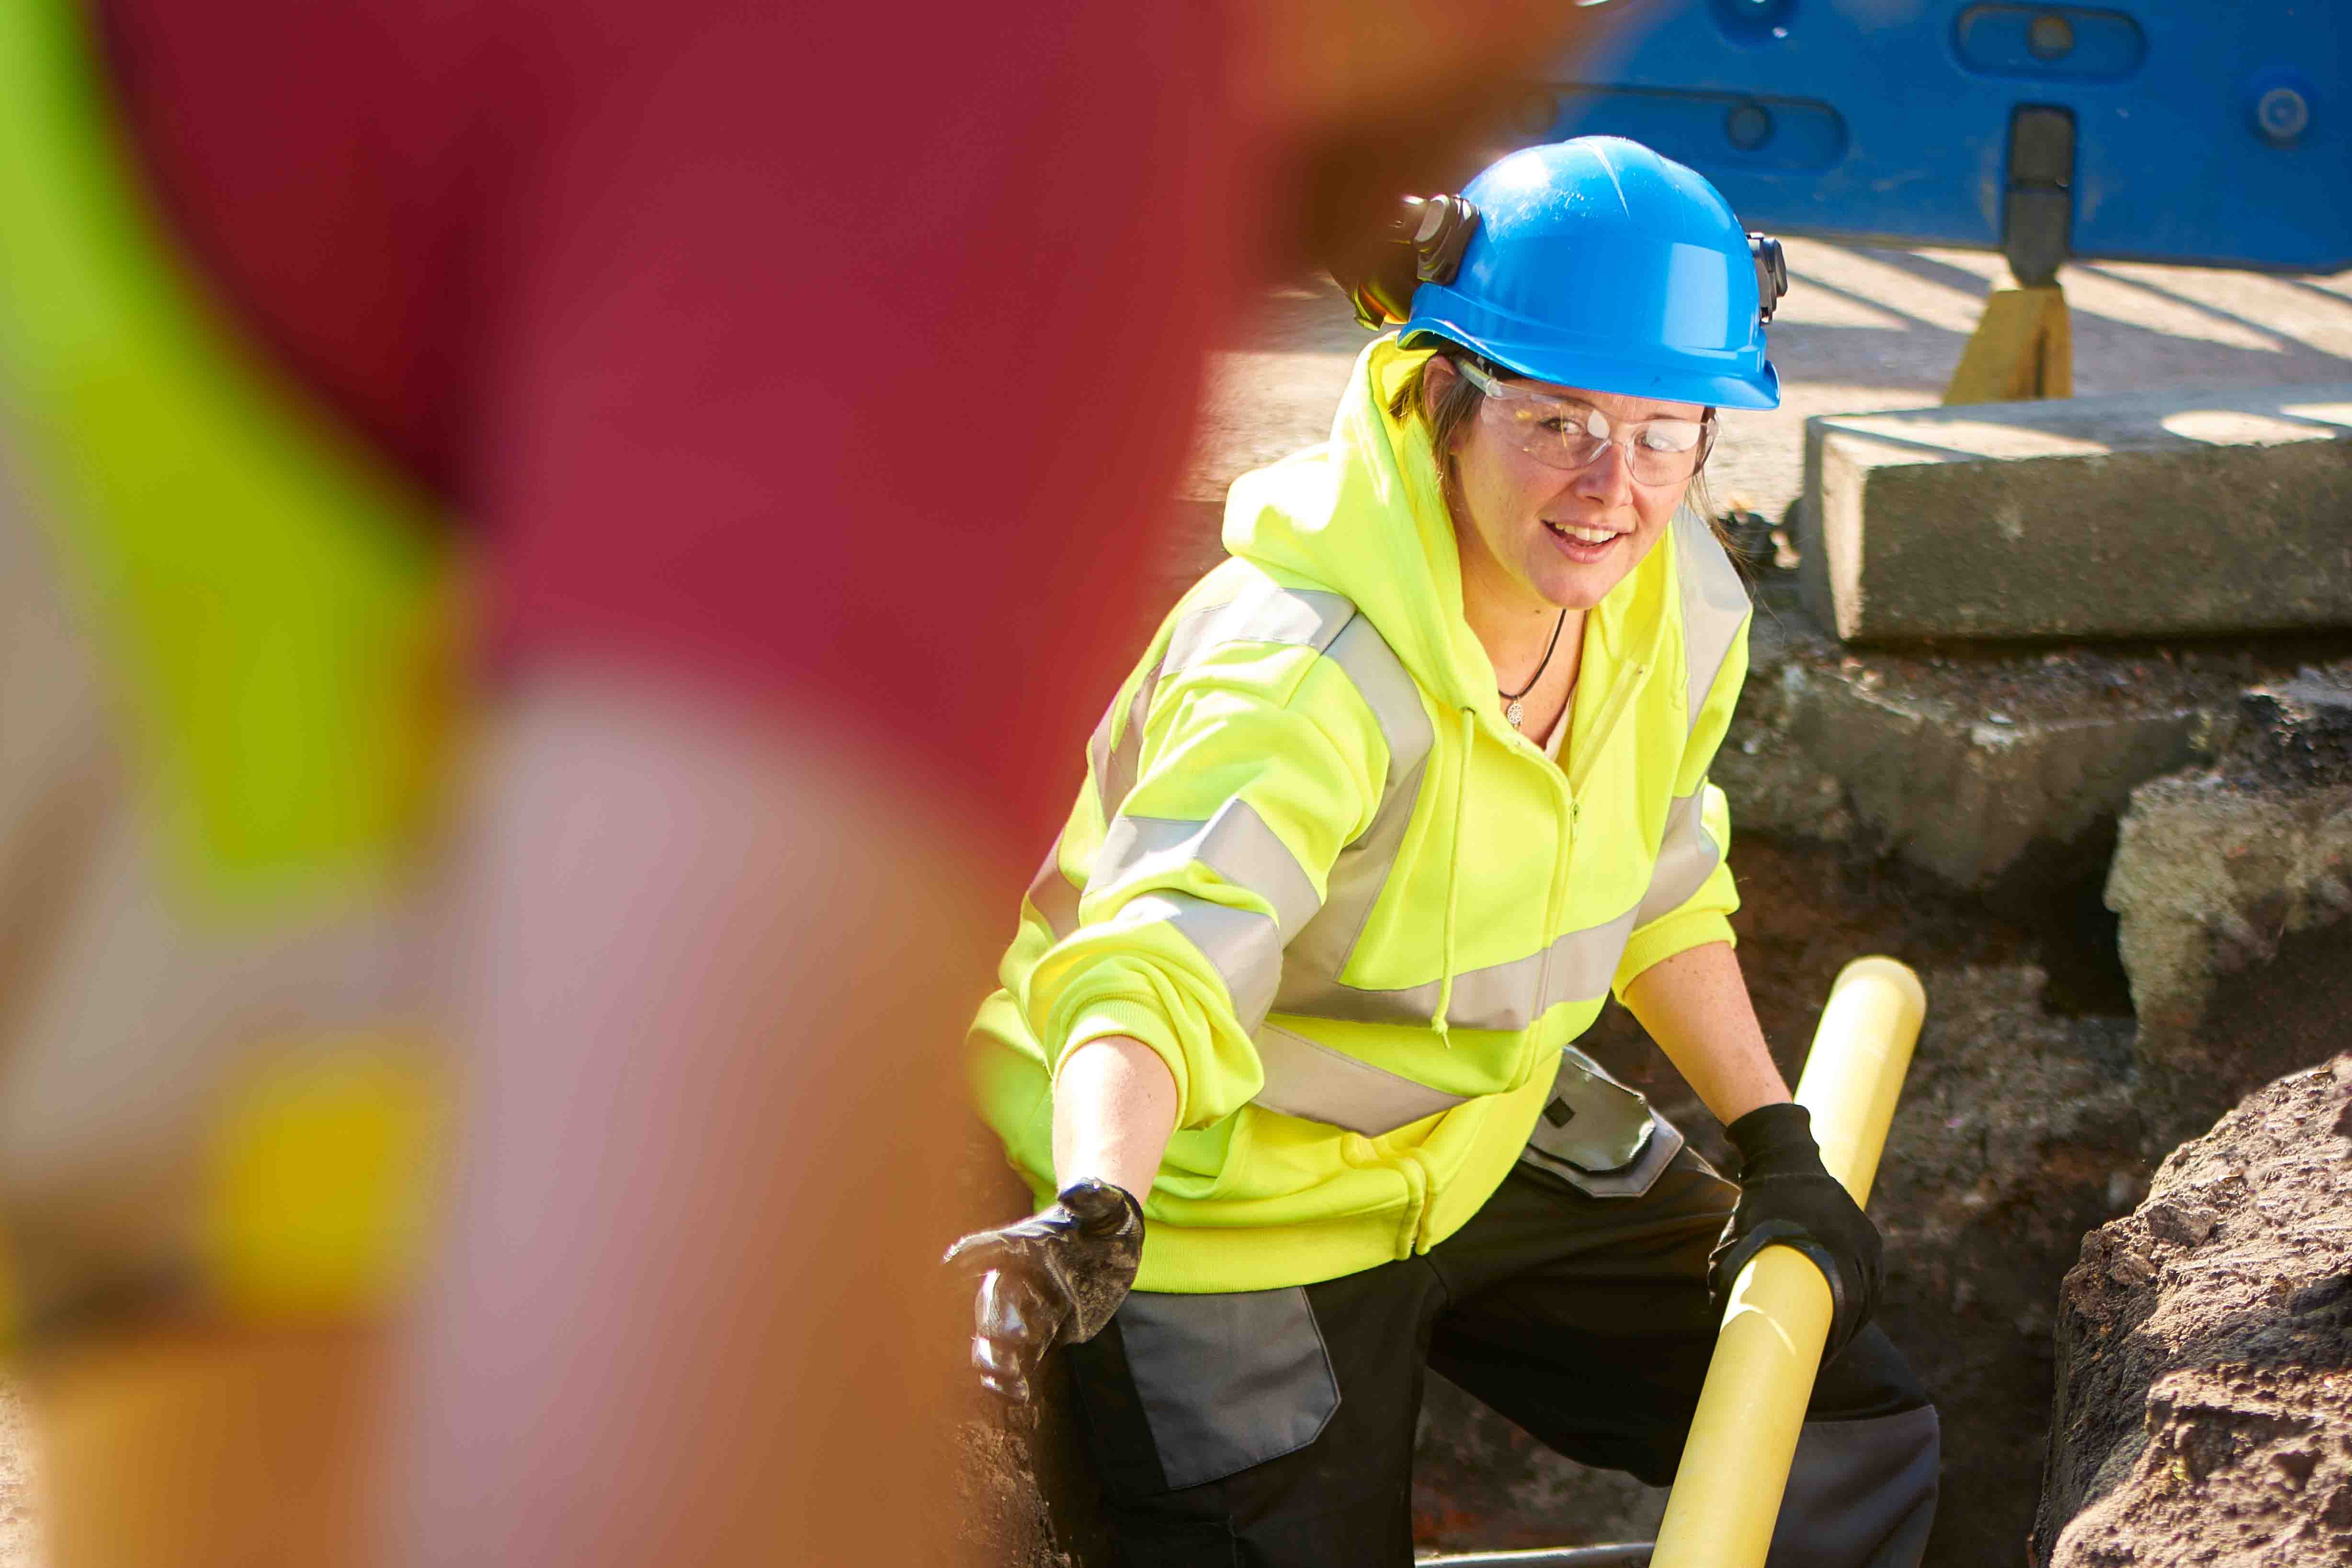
top-left (1401, 136), bottom-right (1781, 410)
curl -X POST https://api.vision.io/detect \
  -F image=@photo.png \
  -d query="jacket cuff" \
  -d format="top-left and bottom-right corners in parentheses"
top-left (1612, 908), bottom-right (1738, 1001)
top-left (1052, 996), bottom-right (1196, 1128)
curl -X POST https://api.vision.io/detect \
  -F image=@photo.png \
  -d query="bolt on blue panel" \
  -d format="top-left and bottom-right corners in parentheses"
top-left (1535, 0), bottom-right (2352, 273)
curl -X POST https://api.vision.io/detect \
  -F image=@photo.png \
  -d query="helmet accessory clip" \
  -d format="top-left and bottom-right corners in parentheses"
top-left (1340, 193), bottom-right (1484, 330)
top-left (1748, 232), bottom-right (1789, 325)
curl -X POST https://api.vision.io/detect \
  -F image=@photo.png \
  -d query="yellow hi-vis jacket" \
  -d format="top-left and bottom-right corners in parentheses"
top-left (970, 338), bottom-right (1751, 1295)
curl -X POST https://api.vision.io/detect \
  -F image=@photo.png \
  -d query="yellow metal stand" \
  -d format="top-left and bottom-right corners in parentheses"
top-left (1942, 284), bottom-right (2072, 405)
top-left (1649, 957), bottom-right (1929, 1568)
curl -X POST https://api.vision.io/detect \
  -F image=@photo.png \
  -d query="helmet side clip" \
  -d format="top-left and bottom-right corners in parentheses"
top-left (1748, 232), bottom-right (1789, 326)
top-left (1339, 193), bottom-right (1483, 330)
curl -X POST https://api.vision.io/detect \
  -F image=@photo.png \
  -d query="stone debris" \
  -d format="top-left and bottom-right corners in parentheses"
top-left (2104, 662), bottom-right (2352, 1153)
top-left (1718, 579), bottom-right (2336, 958)
top-left (2235, 668), bottom-right (2352, 788)
top-left (2140, 1199), bottom-right (2218, 1249)
top-left (2035, 1057), bottom-right (2352, 1566)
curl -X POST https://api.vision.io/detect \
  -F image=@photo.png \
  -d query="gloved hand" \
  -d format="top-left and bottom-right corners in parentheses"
top-left (942, 1178), bottom-right (1145, 1405)
top-left (1707, 1102), bottom-right (1884, 1359)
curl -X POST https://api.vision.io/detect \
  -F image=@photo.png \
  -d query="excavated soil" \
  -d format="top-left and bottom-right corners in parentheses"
top-left (1413, 835), bottom-right (2149, 1564)
top-left (2036, 1057), bottom-right (2352, 1565)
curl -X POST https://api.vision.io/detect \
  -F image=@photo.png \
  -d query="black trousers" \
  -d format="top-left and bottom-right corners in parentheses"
top-left (1065, 1149), bottom-right (1939, 1568)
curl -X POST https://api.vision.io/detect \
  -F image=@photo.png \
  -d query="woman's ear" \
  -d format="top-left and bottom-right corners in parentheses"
top-left (1420, 355), bottom-right (1456, 424)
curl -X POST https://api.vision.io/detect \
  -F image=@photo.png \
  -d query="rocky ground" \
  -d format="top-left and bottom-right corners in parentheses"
top-left (2035, 1056), bottom-right (2352, 1565)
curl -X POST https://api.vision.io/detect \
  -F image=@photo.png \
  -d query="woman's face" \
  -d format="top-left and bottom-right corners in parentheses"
top-left (1426, 358), bottom-right (1702, 615)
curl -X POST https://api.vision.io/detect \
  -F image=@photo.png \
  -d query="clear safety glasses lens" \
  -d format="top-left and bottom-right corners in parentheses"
top-left (1457, 360), bottom-right (1713, 484)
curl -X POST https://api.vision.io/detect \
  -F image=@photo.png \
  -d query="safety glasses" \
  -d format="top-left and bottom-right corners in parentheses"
top-left (1456, 359), bottom-right (1716, 485)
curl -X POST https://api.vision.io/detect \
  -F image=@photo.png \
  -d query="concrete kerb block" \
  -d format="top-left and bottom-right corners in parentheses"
top-left (1797, 384), bottom-right (2352, 644)
top-left (1785, 672), bottom-right (2212, 893)
top-left (1717, 591), bottom-right (2263, 897)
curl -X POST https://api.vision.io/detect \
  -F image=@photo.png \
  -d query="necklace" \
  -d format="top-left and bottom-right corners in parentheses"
top-left (1499, 609), bottom-right (1567, 729)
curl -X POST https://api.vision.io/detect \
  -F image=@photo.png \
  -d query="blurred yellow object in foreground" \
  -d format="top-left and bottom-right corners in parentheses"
top-left (199, 1039), bottom-right (448, 1320)
top-left (1650, 957), bottom-right (1928, 1568)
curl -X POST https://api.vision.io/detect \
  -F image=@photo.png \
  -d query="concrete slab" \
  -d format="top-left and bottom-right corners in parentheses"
top-left (1715, 582), bottom-right (2307, 899)
top-left (1796, 383), bottom-right (2352, 644)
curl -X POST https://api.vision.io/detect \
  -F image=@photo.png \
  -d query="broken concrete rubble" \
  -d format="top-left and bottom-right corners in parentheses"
top-left (1796, 383), bottom-right (2352, 644)
top-left (2105, 662), bottom-right (2352, 1154)
top-left (2034, 1056), bottom-right (2352, 1566)
top-left (1717, 580), bottom-right (2333, 926)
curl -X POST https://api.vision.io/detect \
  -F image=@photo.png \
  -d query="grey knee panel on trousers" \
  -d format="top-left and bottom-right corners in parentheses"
top-left (1770, 1405), bottom-right (1941, 1568)
top-left (1114, 1286), bottom-right (1342, 1490)
top-left (1066, 1161), bottom-right (1938, 1568)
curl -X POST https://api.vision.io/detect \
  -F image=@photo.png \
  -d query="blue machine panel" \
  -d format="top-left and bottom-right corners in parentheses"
top-left (1540, 0), bottom-right (2352, 273)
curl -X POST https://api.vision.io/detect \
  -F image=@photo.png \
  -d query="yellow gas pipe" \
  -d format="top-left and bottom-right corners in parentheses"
top-left (1648, 956), bottom-right (1928, 1568)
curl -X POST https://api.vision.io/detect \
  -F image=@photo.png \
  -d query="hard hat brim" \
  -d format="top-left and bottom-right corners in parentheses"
top-left (1400, 316), bottom-right (1781, 412)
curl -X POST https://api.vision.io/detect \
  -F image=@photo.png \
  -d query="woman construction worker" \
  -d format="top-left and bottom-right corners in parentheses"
top-left (0, 0), bottom-right (1607, 1562)
top-left (949, 137), bottom-right (1941, 1566)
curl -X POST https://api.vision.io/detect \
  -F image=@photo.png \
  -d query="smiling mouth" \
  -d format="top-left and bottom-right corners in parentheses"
top-left (1545, 519), bottom-right (1624, 545)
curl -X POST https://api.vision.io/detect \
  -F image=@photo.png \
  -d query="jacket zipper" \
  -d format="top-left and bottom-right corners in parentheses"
top-left (1556, 659), bottom-right (1646, 943)
top-left (1410, 664), bottom-right (1650, 1254)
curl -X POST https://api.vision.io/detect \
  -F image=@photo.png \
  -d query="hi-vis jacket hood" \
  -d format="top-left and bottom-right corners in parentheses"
top-left (971, 338), bottom-right (1752, 1294)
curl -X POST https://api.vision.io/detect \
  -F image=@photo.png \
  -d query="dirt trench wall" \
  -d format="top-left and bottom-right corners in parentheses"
top-left (1559, 852), bottom-right (2147, 1568)
top-left (2034, 1056), bottom-right (2352, 1566)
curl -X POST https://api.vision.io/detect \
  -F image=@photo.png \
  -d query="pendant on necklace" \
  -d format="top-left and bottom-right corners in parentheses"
top-left (1505, 700), bottom-right (1524, 728)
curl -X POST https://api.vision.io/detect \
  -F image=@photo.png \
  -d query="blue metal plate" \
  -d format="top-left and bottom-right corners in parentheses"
top-left (1538, 0), bottom-right (2352, 273)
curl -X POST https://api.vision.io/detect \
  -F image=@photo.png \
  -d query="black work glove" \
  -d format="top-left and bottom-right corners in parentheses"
top-left (1707, 1102), bottom-right (1884, 1360)
top-left (942, 1178), bottom-right (1145, 1405)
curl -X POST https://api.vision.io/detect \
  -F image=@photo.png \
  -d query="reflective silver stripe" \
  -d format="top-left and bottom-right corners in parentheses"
top-left (1026, 838), bottom-right (1081, 941)
top-left (1250, 1022), bottom-right (1466, 1136)
top-left (1273, 616), bottom-right (1436, 1018)
top-left (1094, 802), bottom-right (1322, 942)
top-left (1115, 891), bottom-right (1283, 1035)
top-left (1092, 665), bottom-right (1163, 822)
top-left (1533, 903), bottom-right (1646, 1014)
top-left (1092, 580), bottom-right (1355, 823)
top-left (1633, 787), bottom-right (1724, 929)
top-left (1627, 513), bottom-right (1740, 938)
top-left (1086, 701), bottom-right (1117, 818)
top-left (1675, 509), bottom-right (1750, 729)
top-left (1161, 582), bottom-right (1355, 676)
top-left (1281, 902), bottom-right (1640, 1032)
top-left (1077, 579), bottom-right (1404, 1051)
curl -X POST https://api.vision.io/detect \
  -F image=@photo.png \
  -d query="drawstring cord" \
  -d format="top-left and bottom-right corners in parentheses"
top-left (1432, 707), bottom-right (1477, 1039)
